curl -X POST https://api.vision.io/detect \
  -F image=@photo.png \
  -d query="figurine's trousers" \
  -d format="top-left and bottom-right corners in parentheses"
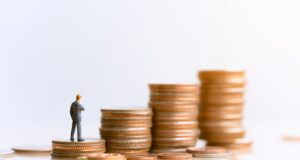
top-left (71, 121), bottom-right (82, 139)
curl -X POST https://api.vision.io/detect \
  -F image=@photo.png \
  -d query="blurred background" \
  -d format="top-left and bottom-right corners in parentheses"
top-left (1, 0), bottom-right (300, 159)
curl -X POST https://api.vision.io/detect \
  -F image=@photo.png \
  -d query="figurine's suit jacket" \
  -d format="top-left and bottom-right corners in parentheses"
top-left (70, 101), bottom-right (85, 122)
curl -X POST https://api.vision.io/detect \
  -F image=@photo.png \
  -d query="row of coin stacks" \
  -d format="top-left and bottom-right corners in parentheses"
top-left (100, 109), bottom-right (153, 155)
top-left (198, 70), bottom-right (252, 152)
top-left (149, 84), bottom-right (200, 153)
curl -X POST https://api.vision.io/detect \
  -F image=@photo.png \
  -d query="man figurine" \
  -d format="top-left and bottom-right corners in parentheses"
top-left (70, 94), bottom-right (85, 142)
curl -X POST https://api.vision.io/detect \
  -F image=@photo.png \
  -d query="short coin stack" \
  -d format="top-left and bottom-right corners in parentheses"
top-left (187, 147), bottom-right (232, 160)
top-left (51, 138), bottom-right (106, 159)
top-left (149, 84), bottom-right (199, 153)
top-left (100, 109), bottom-right (153, 155)
top-left (198, 70), bottom-right (252, 152)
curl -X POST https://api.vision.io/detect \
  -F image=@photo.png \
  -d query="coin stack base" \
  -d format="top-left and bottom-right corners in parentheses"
top-left (149, 84), bottom-right (199, 153)
top-left (198, 70), bottom-right (252, 153)
top-left (51, 138), bottom-right (105, 160)
top-left (100, 109), bottom-right (153, 155)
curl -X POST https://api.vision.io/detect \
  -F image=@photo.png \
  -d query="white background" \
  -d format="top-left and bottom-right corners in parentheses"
top-left (2, 0), bottom-right (300, 159)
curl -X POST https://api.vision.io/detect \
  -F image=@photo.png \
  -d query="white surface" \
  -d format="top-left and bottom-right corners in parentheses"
top-left (1, 1), bottom-right (300, 159)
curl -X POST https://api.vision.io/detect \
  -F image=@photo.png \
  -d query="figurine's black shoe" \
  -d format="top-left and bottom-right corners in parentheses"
top-left (78, 138), bottom-right (85, 142)
top-left (70, 138), bottom-right (74, 142)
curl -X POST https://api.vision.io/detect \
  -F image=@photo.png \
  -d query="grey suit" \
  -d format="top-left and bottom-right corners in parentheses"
top-left (70, 101), bottom-right (85, 140)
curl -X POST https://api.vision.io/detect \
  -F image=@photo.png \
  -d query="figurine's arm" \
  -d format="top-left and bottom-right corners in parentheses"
top-left (70, 106), bottom-right (73, 116)
top-left (79, 104), bottom-right (85, 111)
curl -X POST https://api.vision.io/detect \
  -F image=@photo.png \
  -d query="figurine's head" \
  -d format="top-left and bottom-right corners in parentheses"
top-left (76, 94), bottom-right (82, 101)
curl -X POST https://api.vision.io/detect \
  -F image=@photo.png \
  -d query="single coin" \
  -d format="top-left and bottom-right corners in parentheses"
top-left (186, 146), bottom-right (226, 154)
top-left (106, 148), bottom-right (149, 155)
top-left (52, 152), bottom-right (102, 158)
top-left (150, 93), bottom-right (199, 101)
top-left (149, 102), bottom-right (198, 112)
top-left (199, 113), bottom-right (243, 120)
top-left (200, 97), bottom-right (244, 105)
top-left (150, 147), bottom-right (187, 153)
top-left (199, 120), bottom-right (242, 128)
top-left (0, 149), bottom-right (14, 155)
top-left (153, 121), bottom-right (198, 129)
top-left (149, 84), bottom-right (199, 93)
top-left (157, 152), bottom-right (192, 160)
top-left (200, 87), bottom-right (245, 94)
top-left (127, 154), bottom-right (157, 160)
top-left (193, 152), bottom-right (232, 159)
top-left (200, 82), bottom-right (246, 88)
top-left (88, 153), bottom-right (126, 160)
top-left (12, 145), bottom-right (51, 153)
top-left (199, 70), bottom-right (245, 77)
top-left (208, 138), bottom-right (252, 149)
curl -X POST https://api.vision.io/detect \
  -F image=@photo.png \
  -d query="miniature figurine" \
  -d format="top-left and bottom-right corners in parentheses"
top-left (70, 94), bottom-right (85, 142)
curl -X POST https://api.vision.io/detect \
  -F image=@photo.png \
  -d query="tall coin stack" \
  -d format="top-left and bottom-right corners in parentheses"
top-left (100, 109), bottom-right (153, 155)
top-left (149, 84), bottom-right (199, 153)
top-left (51, 138), bottom-right (106, 159)
top-left (198, 70), bottom-right (252, 152)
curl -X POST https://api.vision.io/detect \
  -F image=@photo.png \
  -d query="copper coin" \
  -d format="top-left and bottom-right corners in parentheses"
top-left (150, 147), bottom-right (188, 154)
top-left (127, 154), bottom-right (157, 160)
top-left (186, 146), bottom-right (226, 154)
top-left (199, 113), bottom-right (243, 120)
top-left (157, 152), bottom-right (192, 160)
top-left (12, 145), bottom-right (52, 153)
top-left (208, 138), bottom-right (252, 149)
top-left (150, 102), bottom-right (198, 111)
top-left (88, 153), bottom-right (126, 160)
top-left (149, 84), bottom-right (199, 93)
top-left (200, 87), bottom-right (245, 94)
top-left (153, 121), bottom-right (198, 129)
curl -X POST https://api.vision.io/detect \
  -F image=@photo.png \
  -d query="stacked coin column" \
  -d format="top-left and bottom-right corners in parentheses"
top-left (149, 84), bottom-right (199, 153)
top-left (51, 139), bottom-right (106, 159)
top-left (198, 70), bottom-right (252, 152)
top-left (100, 109), bottom-right (153, 155)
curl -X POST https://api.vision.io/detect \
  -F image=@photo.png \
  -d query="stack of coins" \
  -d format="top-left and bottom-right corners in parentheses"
top-left (51, 138), bottom-right (105, 159)
top-left (198, 70), bottom-right (252, 152)
top-left (157, 153), bottom-right (192, 160)
top-left (149, 84), bottom-right (199, 153)
top-left (187, 147), bottom-right (232, 160)
top-left (100, 109), bottom-right (153, 155)
top-left (88, 153), bottom-right (127, 160)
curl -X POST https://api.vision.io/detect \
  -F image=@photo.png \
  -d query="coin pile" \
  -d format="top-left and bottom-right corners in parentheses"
top-left (88, 153), bottom-right (127, 160)
top-left (198, 70), bottom-right (252, 152)
top-left (100, 109), bottom-right (153, 155)
top-left (157, 153), bottom-right (192, 160)
top-left (187, 147), bottom-right (232, 160)
top-left (51, 138), bottom-right (105, 159)
top-left (149, 84), bottom-right (199, 153)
